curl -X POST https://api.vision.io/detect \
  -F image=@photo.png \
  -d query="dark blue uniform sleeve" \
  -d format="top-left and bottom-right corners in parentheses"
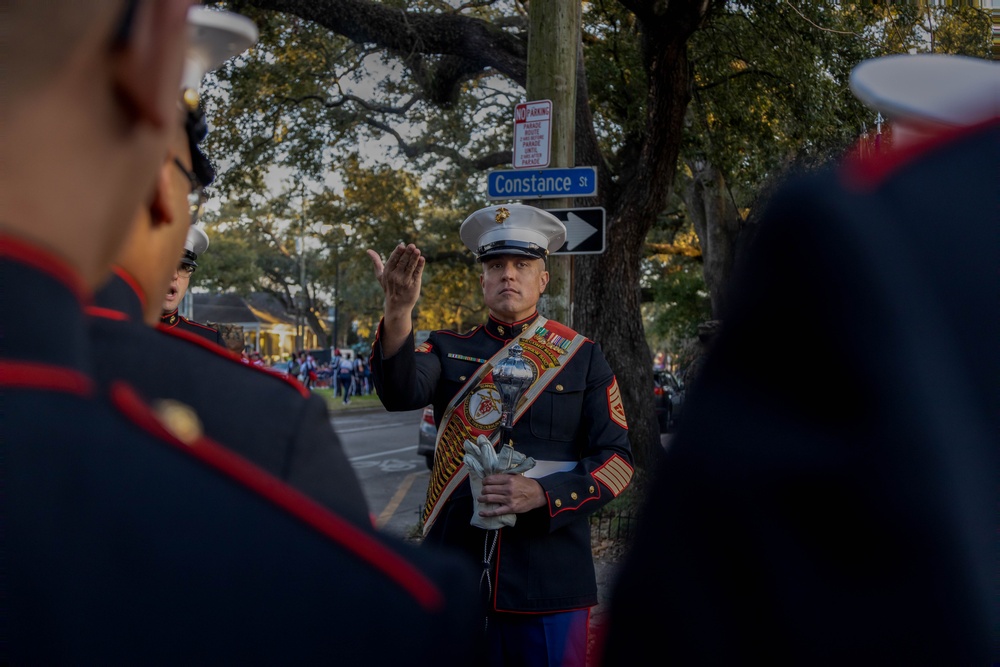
top-left (370, 319), bottom-right (442, 412)
top-left (531, 342), bottom-right (634, 532)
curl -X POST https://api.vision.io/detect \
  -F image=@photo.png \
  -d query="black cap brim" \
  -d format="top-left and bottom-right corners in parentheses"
top-left (477, 240), bottom-right (547, 262)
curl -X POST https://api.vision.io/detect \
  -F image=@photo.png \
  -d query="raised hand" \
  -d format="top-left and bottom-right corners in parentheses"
top-left (367, 243), bottom-right (426, 357)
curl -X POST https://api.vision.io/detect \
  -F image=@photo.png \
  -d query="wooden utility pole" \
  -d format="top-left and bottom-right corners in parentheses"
top-left (526, 0), bottom-right (580, 326)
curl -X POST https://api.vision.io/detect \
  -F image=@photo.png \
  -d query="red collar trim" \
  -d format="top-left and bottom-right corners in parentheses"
top-left (485, 312), bottom-right (538, 341)
top-left (0, 235), bottom-right (87, 302)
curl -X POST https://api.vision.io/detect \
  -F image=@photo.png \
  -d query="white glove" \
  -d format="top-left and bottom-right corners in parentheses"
top-left (463, 434), bottom-right (535, 530)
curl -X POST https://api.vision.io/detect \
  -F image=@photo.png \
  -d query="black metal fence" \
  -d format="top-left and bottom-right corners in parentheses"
top-left (590, 506), bottom-right (638, 545)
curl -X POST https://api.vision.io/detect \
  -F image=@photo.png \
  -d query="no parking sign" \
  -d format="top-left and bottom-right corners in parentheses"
top-left (512, 100), bottom-right (552, 169)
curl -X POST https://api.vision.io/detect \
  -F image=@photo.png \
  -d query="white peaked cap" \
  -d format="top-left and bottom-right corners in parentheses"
top-left (181, 7), bottom-right (259, 102)
top-left (850, 54), bottom-right (999, 131)
top-left (460, 204), bottom-right (566, 261)
top-left (181, 225), bottom-right (210, 267)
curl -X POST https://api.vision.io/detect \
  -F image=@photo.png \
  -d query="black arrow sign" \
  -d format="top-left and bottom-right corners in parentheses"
top-left (546, 207), bottom-right (606, 255)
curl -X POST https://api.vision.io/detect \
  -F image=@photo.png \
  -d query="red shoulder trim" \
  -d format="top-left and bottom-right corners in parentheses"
top-left (110, 265), bottom-right (148, 311)
top-left (157, 325), bottom-right (310, 398)
top-left (179, 316), bottom-right (219, 333)
top-left (840, 118), bottom-right (999, 193)
top-left (85, 306), bottom-right (129, 321)
top-left (109, 381), bottom-right (444, 611)
top-left (0, 235), bottom-right (87, 302)
top-left (0, 361), bottom-right (93, 396)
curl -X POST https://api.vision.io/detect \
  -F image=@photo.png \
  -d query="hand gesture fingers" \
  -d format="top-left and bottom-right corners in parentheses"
top-left (368, 244), bottom-right (424, 296)
top-left (366, 248), bottom-right (386, 287)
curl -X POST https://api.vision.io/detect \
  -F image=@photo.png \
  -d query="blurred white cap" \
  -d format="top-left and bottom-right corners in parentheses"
top-left (181, 225), bottom-right (210, 267)
top-left (181, 7), bottom-right (258, 109)
top-left (850, 54), bottom-right (999, 137)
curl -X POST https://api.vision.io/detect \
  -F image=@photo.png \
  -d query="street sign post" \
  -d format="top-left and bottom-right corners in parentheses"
top-left (486, 166), bottom-right (597, 200)
top-left (512, 100), bottom-right (552, 169)
top-left (548, 207), bottom-right (606, 255)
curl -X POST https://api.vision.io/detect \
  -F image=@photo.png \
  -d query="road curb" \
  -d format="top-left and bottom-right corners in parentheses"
top-left (326, 405), bottom-right (386, 417)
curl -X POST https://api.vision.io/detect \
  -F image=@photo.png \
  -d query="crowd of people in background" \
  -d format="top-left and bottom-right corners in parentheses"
top-left (332, 349), bottom-right (372, 403)
top-left (269, 348), bottom-right (372, 399)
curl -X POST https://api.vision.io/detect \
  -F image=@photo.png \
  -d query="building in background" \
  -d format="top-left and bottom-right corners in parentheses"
top-left (193, 292), bottom-right (319, 360)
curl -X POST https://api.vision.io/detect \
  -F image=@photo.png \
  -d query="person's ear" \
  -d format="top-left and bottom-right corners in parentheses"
top-left (148, 160), bottom-right (174, 225)
top-left (539, 269), bottom-right (549, 293)
top-left (111, 0), bottom-right (192, 130)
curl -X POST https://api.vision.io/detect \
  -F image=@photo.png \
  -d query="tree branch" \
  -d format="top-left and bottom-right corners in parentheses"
top-left (243, 0), bottom-right (529, 92)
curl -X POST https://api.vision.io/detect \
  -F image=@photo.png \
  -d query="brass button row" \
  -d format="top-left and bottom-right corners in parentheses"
top-left (553, 486), bottom-right (598, 509)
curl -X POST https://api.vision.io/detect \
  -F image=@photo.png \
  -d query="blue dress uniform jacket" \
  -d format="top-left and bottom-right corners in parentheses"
top-left (371, 312), bottom-right (634, 613)
top-left (4, 237), bottom-right (484, 664)
top-left (160, 307), bottom-right (224, 346)
top-left (89, 270), bottom-right (371, 527)
top-left (600, 122), bottom-right (999, 664)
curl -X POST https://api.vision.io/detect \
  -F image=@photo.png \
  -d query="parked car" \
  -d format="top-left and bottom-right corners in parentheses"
top-left (417, 405), bottom-right (437, 469)
top-left (653, 370), bottom-right (684, 433)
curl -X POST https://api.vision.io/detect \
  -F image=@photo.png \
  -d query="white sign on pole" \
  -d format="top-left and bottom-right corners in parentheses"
top-left (512, 100), bottom-right (552, 169)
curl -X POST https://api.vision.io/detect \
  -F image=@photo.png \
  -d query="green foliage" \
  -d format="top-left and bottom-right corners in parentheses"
top-left (582, 0), bottom-right (647, 161)
top-left (644, 253), bottom-right (712, 348)
top-left (685, 1), bottom-right (877, 200)
top-left (193, 224), bottom-right (262, 294)
top-left (417, 261), bottom-right (487, 333)
top-left (683, 1), bottom-right (991, 204)
top-left (925, 6), bottom-right (992, 57)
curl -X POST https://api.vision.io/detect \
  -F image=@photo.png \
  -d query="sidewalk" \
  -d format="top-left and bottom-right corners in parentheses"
top-left (592, 555), bottom-right (620, 625)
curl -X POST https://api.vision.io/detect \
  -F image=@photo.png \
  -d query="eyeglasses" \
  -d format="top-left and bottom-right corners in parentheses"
top-left (173, 158), bottom-right (206, 226)
top-left (177, 263), bottom-right (196, 277)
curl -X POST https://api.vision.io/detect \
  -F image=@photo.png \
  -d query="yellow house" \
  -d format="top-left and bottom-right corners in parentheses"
top-left (192, 292), bottom-right (320, 362)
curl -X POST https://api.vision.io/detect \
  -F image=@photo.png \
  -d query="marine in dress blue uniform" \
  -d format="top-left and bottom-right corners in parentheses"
top-left (7, 6), bottom-right (484, 663)
top-left (369, 204), bottom-right (634, 667)
top-left (600, 55), bottom-right (999, 665)
top-left (159, 225), bottom-right (224, 346)
top-left (90, 267), bottom-right (373, 526)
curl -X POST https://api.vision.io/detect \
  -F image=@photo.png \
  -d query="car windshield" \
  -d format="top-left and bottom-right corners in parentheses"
top-left (655, 371), bottom-right (680, 390)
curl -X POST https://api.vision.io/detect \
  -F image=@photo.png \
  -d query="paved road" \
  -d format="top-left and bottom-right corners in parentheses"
top-left (331, 407), bottom-right (429, 539)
